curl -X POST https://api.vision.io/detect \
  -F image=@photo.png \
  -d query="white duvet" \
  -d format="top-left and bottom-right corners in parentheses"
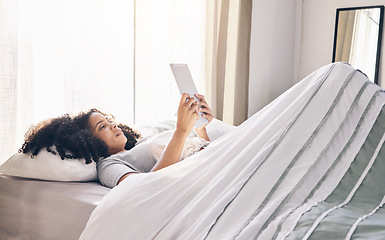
top-left (81, 62), bottom-right (385, 240)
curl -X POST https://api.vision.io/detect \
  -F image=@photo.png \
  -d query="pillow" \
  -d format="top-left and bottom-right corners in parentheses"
top-left (0, 149), bottom-right (97, 182)
top-left (135, 118), bottom-right (235, 141)
top-left (205, 118), bottom-right (236, 141)
top-left (0, 119), bottom-right (234, 182)
top-left (134, 120), bottom-right (176, 138)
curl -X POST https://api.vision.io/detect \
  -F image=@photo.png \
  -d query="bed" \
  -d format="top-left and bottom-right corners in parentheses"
top-left (2, 62), bottom-right (385, 240)
top-left (0, 117), bottom-right (234, 240)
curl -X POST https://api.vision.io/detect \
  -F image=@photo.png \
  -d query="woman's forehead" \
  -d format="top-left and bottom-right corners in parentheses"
top-left (89, 113), bottom-right (107, 125)
top-left (89, 112), bottom-right (105, 120)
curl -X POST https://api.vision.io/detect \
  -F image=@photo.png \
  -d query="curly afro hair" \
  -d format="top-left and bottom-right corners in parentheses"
top-left (19, 109), bottom-right (141, 164)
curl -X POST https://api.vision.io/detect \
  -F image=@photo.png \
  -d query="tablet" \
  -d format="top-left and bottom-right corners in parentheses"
top-left (170, 63), bottom-right (209, 128)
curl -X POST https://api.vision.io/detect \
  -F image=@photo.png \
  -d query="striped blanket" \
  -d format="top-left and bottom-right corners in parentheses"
top-left (81, 62), bottom-right (385, 240)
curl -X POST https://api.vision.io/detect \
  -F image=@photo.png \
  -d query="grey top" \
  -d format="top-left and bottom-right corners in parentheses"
top-left (97, 130), bottom-right (209, 188)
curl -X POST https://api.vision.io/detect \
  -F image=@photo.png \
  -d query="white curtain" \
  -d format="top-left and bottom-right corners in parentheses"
top-left (1, 0), bottom-right (136, 163)
top-left (205, 0), bottom-right (252, 126)
top-left (0, 0), bottom-right (207, 164)
top-left (134, 0), bottom-right (207, 125)
top-left (349, 9), bottom-right (380, 82)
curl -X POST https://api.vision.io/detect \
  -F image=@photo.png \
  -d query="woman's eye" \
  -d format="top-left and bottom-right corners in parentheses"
top-left (99, 125), bottom-right (105, 130)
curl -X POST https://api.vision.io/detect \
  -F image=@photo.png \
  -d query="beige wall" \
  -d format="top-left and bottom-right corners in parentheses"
top-left (248, 0), bottom-right (299, 117)
top-left (298, 0), bottom-right (385, 86)
top-left (248, 0), bottom-right (385, 117)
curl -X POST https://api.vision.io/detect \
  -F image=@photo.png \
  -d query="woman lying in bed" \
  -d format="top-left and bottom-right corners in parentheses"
top-left (20, 93), bottom-right (213, 188)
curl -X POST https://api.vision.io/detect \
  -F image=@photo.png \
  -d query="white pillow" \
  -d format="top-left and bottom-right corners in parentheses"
top-left (135, 118), bottom-right (235, 141)
top-left (134, 120), bottom-right (176, 138)
top-left (0, 149), bottom-right (97, 182)
top-left (0, 119), bottom-right (233, 182)
top-left (205, 118), bottom-right (236, 141)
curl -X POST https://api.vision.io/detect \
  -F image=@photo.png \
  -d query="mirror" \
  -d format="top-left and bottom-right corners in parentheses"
top-left (332, 6), bottom-right (384, 84)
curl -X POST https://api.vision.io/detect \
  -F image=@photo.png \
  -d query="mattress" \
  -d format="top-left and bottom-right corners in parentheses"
top-left (0, 174), bottom-right (110, 240)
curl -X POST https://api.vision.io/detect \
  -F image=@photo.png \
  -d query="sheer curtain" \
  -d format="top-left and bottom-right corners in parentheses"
top-left (0, 0), bottom-right (207, 163)
top-left (1, 0), bottom-right (135, 163)
top-left (350, 9), bottom-right (380, 82)
top-left (205, 0), bottom-right (252, 126)
top-left (134, 0), bottom-right (206, 125)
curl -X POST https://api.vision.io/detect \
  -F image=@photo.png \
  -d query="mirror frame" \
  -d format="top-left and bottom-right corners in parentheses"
top-left (332, 5), bottom-right (384, 84)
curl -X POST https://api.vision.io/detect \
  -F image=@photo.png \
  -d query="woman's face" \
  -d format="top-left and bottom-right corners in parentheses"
top-left (88, 112), bottom-right (127, 155)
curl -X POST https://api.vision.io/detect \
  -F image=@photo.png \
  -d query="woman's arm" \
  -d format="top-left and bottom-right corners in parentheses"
top-left (117, 93), bottom-right (210, 184)
top-left (150, 93), bottom-right (199, 172)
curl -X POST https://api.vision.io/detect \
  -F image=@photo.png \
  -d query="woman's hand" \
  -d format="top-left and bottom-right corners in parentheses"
top-left (195, 94), bottom-right (213, 126)
top-left (150, 93), bottom-right (199, 172)
top-left (194, 94), bottom-right (213, 141)
top-left (176, 93), bottom-right (200, 136)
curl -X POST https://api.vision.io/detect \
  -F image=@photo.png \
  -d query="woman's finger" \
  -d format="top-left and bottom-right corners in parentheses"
top-left (197, 101), bottom-right (210, 110)
top-left (199, 107), bottom-right (212, 115)
top-left (180, 93), bottom-right (190, 105)
top-left (187, 97), bottom-right (196, 107)
top-left (195, 94), bottom-right (205, 102)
